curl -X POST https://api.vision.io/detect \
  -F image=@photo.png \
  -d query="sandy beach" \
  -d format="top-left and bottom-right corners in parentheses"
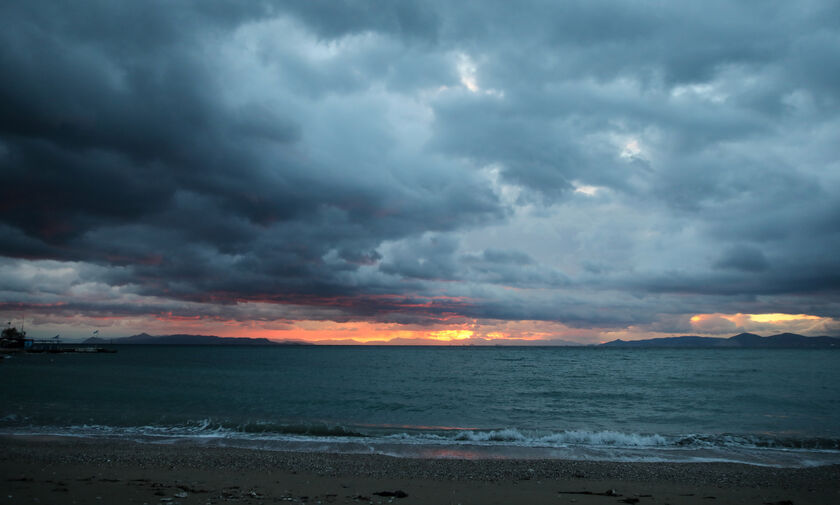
top-left (2, 436), bottom-right (838, 505)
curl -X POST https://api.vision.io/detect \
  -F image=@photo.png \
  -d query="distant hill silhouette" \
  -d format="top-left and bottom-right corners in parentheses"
top-left (600, 332), bottom-right (840, 348)
top-left (83, 333), bottom-right (310, 346)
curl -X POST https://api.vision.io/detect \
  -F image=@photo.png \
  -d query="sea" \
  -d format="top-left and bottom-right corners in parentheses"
top-left (2, 346), bottom-right (839, 467)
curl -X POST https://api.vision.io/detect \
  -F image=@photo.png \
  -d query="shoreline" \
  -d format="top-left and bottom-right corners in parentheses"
top-left (3, 426), bottom-right (838, 468)
top-left (3, 436), bottom-right (839, 504)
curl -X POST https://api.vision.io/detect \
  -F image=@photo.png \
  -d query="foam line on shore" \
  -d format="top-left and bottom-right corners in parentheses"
top-left (2, 423), bottom-right (840, 467)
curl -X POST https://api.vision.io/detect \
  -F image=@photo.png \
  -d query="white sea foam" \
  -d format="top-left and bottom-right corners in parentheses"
top-left (540, 430), bottom-right (669, 446)
top-left (2, 423), bottom-right (839, 467)
top-left (453, 428), bottom-right (527, 442)
top-left (448, 428), bottom-right (667, 447)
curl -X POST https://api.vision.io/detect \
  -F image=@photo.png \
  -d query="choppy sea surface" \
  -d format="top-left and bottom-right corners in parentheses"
top-left (2, 346), bottom-right (839, 467)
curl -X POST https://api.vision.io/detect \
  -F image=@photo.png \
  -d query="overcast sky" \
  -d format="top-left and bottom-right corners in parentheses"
top-left (2, 1), bottom-right (839, 343)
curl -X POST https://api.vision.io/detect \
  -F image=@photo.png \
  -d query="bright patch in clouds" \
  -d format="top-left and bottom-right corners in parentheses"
top-left (620, 139), bottom-right (643, 160)
top-left (747, 313), bottom-right (822, 323)
top-left (457, 53), bottom-right (479, 93)
top-left (573, 181), bottom-right (603, 196)
top-left (690, 313), bottom-right (837, 336)
top-left (690, 313), bottom-right (823, 325)
top-left (454, 52), bottom-right (503, 97)
top-left (429, 329), bottom-right (474, 341)
top-left (671, 82), bottom-right (727, 103)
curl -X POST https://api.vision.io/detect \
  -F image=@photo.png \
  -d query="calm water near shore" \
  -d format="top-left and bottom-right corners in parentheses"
top-left (2, 346), bottom-right (839, 466)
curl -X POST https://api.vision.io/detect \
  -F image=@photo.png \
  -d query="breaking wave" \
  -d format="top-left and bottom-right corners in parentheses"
top-left (3, 419), bottom-right (840, 467)
top-left (451, 429), bottom-right (669, 446)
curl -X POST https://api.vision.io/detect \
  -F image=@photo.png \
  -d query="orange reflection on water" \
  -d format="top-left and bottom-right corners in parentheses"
top-left (417, 448), bottom-right (501, 460)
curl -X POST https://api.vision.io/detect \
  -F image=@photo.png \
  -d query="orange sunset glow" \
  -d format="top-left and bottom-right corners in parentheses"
top-left (16, 307), bottom-right (617, 345)
top-left (688, 312), bottom-right (837, 336)
top-left (689, 313), bottom-right (824, 326)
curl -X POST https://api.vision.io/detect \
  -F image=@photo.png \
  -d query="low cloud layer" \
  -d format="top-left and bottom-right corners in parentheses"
top-left (2, 1), bottom-right (839, 341)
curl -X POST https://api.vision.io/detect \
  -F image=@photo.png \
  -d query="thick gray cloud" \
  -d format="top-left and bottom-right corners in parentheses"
top-left (1, 1), bottom-right (839, 337)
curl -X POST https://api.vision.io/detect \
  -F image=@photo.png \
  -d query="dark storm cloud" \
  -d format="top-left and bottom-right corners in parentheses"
top-left (281, 0), bottom-right (440, 41)
top-left (714, 245), bottom-right (770, 273)
top-left (0, 1), bottom-right (499, 296)
top-left (1, 1), bottom-right (839, 333)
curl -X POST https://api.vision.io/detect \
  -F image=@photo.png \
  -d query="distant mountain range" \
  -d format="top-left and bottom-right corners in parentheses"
top-left (82, 331), bottom-right (840, 347)
top-left (83, 333), bottom-right (582, 346)
top-left (600, 332), bottom-right (840, 348)
top-left (83, 333), bottom-right (309, 346)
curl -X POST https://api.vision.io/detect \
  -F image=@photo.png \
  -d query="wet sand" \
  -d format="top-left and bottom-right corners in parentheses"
top-left (2, 436), bottom-right (838, 504)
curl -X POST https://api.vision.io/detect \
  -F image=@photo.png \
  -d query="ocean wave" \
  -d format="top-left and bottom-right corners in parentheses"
top-left (448, 428), bottom-right (669, 447)
top-left (452, 429), bottom-right (840, 452)
top-left (2, 421), bottom-right (839, 455)
top-left (677, 433), bottom-right (840, 451)
top-left (84, 420), bottom-right (368, 438)
top-left (226, 421), bottom-right (367, 437)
